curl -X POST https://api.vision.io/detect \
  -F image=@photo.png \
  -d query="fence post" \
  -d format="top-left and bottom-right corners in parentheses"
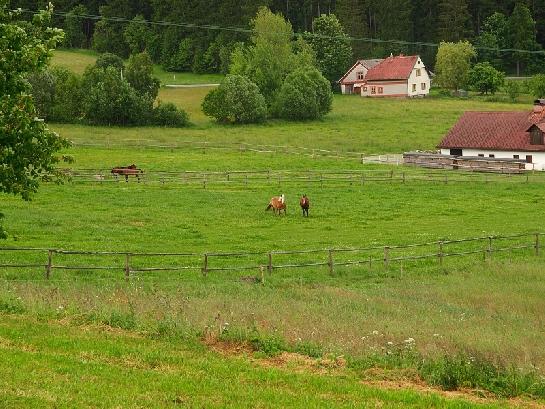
top-left (402, 172), bottom-right (406, 184)
top-left (202, 253), bottom-right (208, 276)
top-left (438, 241), bottom-right (444, 266)
top-left (444, 174), bottom-right (448, 184)
top-left (46, 249), bottom-right (53, 279)
top-left (268, 252), bottom-right (273, 273)
top-left (125, 253), bottom-right (131, 280)
top-left (384, 246), bottom-right (390, 268)
top-left (328, 249), bottom-right (334, 275)
top-left (487, 236), bottom-right (493, 260)
top-left (535, 233), bottom-right (540, 256)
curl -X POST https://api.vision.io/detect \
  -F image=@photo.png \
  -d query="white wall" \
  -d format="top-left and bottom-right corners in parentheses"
top-left (440, 148), bottom-right (545, 170)
top-left (361, 81), bottom-right (407, 97)
top-left (407, 58), bottom-right (431, 97)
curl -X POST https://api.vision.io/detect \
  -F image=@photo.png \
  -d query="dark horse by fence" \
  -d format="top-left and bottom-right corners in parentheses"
top-left (111, 164), bottom-right (143, 182)
top-left (300, 194), bottom-right (309, 217)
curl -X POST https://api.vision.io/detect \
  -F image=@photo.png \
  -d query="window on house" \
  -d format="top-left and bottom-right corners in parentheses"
top-left (489, 154), bottom-right (495, 158)
top-left (513, 154), bottom-right (520, 159)
top-left (526, 155), bottom-right (533, 163)
top-left (416, 68), bottom-right (421, 77)
top-left (357, 71), bottom-right (365, 80)
top-left (363, 86), bottom-right (367, 92)
top-left (412, 84), bottom-right (417, 92)
top-left (371, 86), bottom-right (376, 94)
top-left (478, 154), bottom-right (484, 157)
top-left (378, 87), bottom-right (383, 94)
top-left (421, 83), bottom-right (426, 90)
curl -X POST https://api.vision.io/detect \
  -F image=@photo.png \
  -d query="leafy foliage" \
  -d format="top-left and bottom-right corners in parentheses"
top-left (94, 52), bottom-right (124, 70)
top-left (306, 14), bottom-right (352, 87)
top-left (529, 74), bottom-right (545, 98)
top-left (153, 102), bottom-right (189, 127)
top-left (435, 41), bottom-right (476, 92)
top-left (467, 62), bottom-right (505, 95)
top-left (202, 75), bottom-right (267, 124)
top-left (124, 15), bottom-right (154, 55)
top-left (125, 51), bottom-right (160, 100)
top-left (274, 68), bottom-right (332, 121)
top-left (0, 1), bottom-right (70, 238)
top-left (63, 4), bottom-right (88, 48)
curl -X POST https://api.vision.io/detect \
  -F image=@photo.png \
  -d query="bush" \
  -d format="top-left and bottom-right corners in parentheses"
top-left (82, 66), bottom-right (153, 126)
top-left (274, 67), bottom-right (332, 120)
top-left (467, 62), bottom-right (504, 95)
top-left (202, 75), bottom-right (267, 124)
top-left (94, 53), bottom-right (124, 70)
top-left (153, 102), bottom-right (189, 127)
top-left (505, 80), bottom-right (521, 102)
top-left (529, 74), bottom-right (545, 98)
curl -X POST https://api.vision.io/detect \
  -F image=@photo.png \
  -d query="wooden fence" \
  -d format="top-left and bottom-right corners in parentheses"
top-left (0, 232), bottom-right (541, 281)
top-left (62, 168), bottom-right (542, 187)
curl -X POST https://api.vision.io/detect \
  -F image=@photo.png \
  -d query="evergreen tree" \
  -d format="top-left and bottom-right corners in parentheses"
top-left (372, 0), bottom-right (412, 56)
top-left (335, 0), bottom-right (370, 58)
top-left (509, 2), bottom-right (539, 76)
top-left (437, 0), bottom-right (472, 42)
top-left (63, 4), bottom-right (89, 48)
top-left (474, 12), bottom-right (508, 69)
top-left (92, 0), bottom-right (133, 57)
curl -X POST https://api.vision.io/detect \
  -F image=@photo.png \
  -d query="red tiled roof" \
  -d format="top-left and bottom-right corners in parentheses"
top-left (438, 111), bottom-right (545, 152)
top-left (365, 55), bottom-right (419, 81)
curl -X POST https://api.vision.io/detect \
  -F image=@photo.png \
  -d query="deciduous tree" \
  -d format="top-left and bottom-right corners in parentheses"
top-left (435, 41), bottom-right (476, 92)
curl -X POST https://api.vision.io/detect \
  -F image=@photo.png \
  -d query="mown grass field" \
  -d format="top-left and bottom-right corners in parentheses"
top-left (3, 49), bottom-right (545, 406)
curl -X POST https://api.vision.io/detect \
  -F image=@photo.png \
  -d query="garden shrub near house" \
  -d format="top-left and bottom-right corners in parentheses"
top-left (467, 62), bottom-right (504, 95)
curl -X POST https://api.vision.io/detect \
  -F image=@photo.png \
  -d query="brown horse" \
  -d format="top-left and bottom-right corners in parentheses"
top-left (111, 164), bottom-right (143, 182)
top-left (266, 194), bottom-right (286, 215)
top-left (300, 194), bottom-right (309, 217)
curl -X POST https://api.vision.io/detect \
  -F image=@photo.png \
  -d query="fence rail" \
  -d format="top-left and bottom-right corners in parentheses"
top-left (0, 232), bottom-right (542, 281)
top-left (59, 167), bottom-right (544, 187)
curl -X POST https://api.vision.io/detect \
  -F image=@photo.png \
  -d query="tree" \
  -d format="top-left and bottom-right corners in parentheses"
top-left (94, 52), bottom-right (125, 70)
top-left (0, 2), bottom-right (70, 237)
top-left (230, 7), bottom-right (296, 102)
top-left (202, 75), bottom-right (267, 124)
top-left (63, 4), bottom-right (88, 48)
top-left (509, 3), bottom-right (539, 76)
top-left (274, 67), bottom-right (332, 120)
top-left (124, 15), bottom-right (154, 55)
top-left (437, 0), bottom-right (472, 42)
top-left (435, 41), bottom-right (476, 92)
top-left (153, 102), bottom-right (189, 127)
top-left (467, 62), bottom-right (505, 94)
top-left (92, 0), bottom-right (132, 57)
top-left (474, 12), bottom-right (509, 69)
top-left (125, 51), bottom-right (160, 100)
top-left (306, 14), bottom-right (352, 87)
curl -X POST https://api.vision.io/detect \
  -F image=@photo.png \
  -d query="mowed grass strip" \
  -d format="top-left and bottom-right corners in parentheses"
top-left (0, 315), bottom-right (517, 408)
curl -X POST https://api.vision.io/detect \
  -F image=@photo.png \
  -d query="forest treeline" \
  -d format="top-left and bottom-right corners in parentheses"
top-left (12, 0), bottom-right (545, 75)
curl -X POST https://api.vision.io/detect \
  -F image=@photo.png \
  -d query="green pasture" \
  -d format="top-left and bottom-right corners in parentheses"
top-left (4, 49), bottom-right (545, 404)
top-left (0, 315), bottom-right (514, 408)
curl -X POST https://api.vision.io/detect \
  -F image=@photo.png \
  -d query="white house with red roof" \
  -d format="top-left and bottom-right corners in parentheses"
top-left (361, 55), bottom-right (430, 98)
top-left (438, 100), bottom-right (545, 170)
top-left (338, 59), bottom-right (383, 94)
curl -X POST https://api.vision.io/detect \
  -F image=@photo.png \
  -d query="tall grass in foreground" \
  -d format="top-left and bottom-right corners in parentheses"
top-left (2, 259), bottom-right (545, 399)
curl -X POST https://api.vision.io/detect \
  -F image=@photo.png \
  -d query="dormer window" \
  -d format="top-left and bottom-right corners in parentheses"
top-left (529, 125), bottom-right (544, 145)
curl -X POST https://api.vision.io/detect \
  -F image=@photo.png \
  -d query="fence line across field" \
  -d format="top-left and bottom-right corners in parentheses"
top-left (63, 167), bottom-right (543, 186)
top-left (0, 232), bottom-right (541, 281)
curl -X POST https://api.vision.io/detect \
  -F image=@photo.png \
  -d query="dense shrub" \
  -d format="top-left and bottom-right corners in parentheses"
top-left (94, 52), bottom-right (124, 70)
top-left (504, 80), bottom-right (521, 102)
top-left (153, 102), bottom-right (189, 127)
top-left (82, 66), bottom-right (153, 125)
top-left (467, 62), bottom-right (505, 95)
top-left (202, 75), bottom-right (267, 124)
top-left (529, 74), bottom-right (545, 98)
top-left (274, 67), bottom-right (332, 120)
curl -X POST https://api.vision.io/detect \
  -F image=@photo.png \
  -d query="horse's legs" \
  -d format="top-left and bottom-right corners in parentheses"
top-left (125, 174), bottom-right (129, 182)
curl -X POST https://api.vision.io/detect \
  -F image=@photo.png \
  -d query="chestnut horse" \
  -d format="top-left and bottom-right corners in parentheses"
top-left (266, 194), bottom-right (286, 215)
top-left (111, 164), bottom-right (143, 182)
top-left (300, 194), bottom-right (309, 217)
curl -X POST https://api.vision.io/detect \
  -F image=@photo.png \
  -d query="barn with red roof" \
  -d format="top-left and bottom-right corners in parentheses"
top-left (438, 100), bottom-right (545, 170)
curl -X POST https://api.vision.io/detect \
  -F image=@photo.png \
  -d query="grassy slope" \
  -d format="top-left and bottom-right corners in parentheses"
top-left (0, 315), bottom-right (509, 408)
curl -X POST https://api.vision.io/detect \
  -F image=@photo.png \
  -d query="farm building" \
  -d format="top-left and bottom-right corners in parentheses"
top-left (437, 100), bottom-right (545, 170)
top-left (338, 55), bottom-right (430, 98)
top-left (338, 59), bottom-right (382, 94)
